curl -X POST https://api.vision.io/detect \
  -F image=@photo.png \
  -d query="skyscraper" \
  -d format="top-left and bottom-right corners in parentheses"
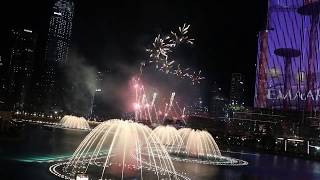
top-left (90, 68), bottom-right (113, 119)
top-left (186, 97), bottom-right (209, 117)
top-left (254, 0), bottom-right (320, 111)
top-left (209, 82), bottom-right (227, 117)
top-left (0, 56), bottom-right (3, 68)
top-left (45, 0), bottom-right (74, 64)
top-left (7, 29), bottom-right (37, 110)
top-left (90, 71), bottom-right (104, 118)
top-left (230, 73), bottom-right (245, 105)
top-left (0, 56), bottom-right (6, 103)
top-left (43, 0), bottom-right (74, 112)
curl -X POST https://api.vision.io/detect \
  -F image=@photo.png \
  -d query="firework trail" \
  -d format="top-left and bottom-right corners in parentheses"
top-left (168, 92), bottom-right (176, 112)
top-left (162, 103), bottom-right (169, 123)
top-left (143, 23), bottom-right (205, 85)
top-left (131, 77), bottom-right (186, 125)
top-left (151, 92), bottom-right (157, 106)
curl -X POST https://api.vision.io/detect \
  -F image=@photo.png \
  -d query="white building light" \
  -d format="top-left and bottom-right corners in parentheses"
top-left (309, 145), bottom-right (320, 150)
top-left (23, 29), bottom-right (32, 33)
top-left (54, 12), bottom-right (62, 16)
top-left (287, 138), bottom-right (304, 142)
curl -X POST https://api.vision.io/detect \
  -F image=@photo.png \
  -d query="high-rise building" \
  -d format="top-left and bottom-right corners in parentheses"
top-left (230, 73), bottom-right (245, 105)
top-left (90, 71), bottom-right (104, 118)
top-left (186, 97), bottom-right (209, 117)
top-left (0, 56), bottom-right (6, 103)
top-left (7, 29), bottom-right (37, 110)
top-left (45, 0), bottom-right (74, 64)
top-left (0, 56), bottom-right (3, 68)
top-left (254, 0), bottom-right (320, 111)
top-left (90, 68), bottom-right (113, 119)
top-left (209, 82), bottom-right (227, 117)
top-left (43, 0), bottom-right (74, 112)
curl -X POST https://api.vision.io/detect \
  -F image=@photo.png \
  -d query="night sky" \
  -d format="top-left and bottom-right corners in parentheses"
top-left (0, 0), bottom-right (267, 106)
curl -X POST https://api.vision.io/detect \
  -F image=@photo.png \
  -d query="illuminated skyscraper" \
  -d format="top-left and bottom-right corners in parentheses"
top-left (43, 0), bottom-right (74, 112)
top-left (7, 29), bottom-right (37, 110)
top-left (255, 0), bottom-right (320, 111)
top-left (45, 0), bottom-right (74, 64)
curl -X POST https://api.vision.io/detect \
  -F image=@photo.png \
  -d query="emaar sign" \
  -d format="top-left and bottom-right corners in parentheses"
top-left (267, 89), bottom-right (320, 101)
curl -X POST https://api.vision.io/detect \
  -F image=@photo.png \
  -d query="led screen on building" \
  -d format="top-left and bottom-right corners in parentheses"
top-left (255, 0), bottom-right (320, 111)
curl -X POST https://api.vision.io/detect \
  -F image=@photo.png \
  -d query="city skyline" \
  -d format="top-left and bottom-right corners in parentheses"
top-left (2, 1), bottom-right (320, 180)
top-left (6, 28), bottom-right (37, 110)
top-left (0, 0), bottom-right (268, 106)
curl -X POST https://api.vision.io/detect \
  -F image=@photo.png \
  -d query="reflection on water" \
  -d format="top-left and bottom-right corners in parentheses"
top-left (0, 125), bottom-right (88, 159)
top-left (1, 124), bottom-right (320, 179)
top-left (173, 161), bottom-right (220, 180)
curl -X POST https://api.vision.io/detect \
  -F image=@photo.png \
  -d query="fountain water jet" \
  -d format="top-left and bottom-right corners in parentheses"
top-left (178, 128), bottom-right (221, 158)
top-left (152, 126), bottom-right (221, 158)
top-left (151, 125), bottom-right (183, 153)
top-left (57, 119), bottom-right (188, 180)
top-left (150, 126), bottom-right (247, 166)
top-left (60, 115), bottom-right (90, 130)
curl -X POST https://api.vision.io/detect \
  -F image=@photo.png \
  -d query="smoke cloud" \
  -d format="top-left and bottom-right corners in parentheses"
top-left (64, 51), bottom-right (97, 115)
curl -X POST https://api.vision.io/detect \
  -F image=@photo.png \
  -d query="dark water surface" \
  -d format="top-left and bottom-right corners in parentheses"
top-left (0, 124), bottom-right (320, 180)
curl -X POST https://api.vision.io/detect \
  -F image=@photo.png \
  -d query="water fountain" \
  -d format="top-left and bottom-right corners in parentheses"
top-left (50, 119), bottom-right (189, 180)
top-left (151, 125), bottom-right (183, 153)
top-left (60, 115), bottom-right (90, 130)
top-left (152, 126), bottom-right (248, 166)
top-left (178, 128), bottom-right (221, 158)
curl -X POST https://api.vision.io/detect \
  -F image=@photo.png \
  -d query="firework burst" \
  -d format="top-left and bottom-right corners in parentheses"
top-left (143, 23), bottom-right (205, 85)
